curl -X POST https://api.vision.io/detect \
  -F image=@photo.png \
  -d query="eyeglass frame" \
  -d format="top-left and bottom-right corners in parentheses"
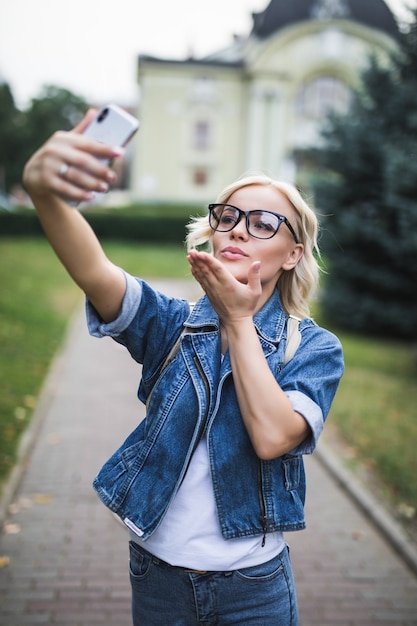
top-left (208, 203), bottom-right (300, 244)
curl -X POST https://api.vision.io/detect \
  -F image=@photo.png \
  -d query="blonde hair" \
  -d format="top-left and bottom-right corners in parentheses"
top-left (186, 174), bottom-right (320, 319)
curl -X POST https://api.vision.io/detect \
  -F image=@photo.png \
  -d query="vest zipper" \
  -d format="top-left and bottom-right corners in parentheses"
top-left (257, 460), bottom-right (267, 547)
top-left (179, 355), bottom-right (211, 482)
top-left (192, 355), bottom-right (210, 446)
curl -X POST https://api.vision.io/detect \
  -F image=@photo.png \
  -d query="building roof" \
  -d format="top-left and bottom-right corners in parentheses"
top-left (139, 0), bottom-right (400, 69)
top-left (251, 0), bottom-right (399, 39)
top-left (138, 53), bottom-right (243, 69)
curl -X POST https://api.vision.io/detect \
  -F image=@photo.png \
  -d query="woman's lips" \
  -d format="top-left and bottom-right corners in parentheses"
top-left (221, 246), bottom-right (248, 260)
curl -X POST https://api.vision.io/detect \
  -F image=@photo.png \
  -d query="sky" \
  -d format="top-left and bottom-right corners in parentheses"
top-left (0, 0), bottom-right (412, 109)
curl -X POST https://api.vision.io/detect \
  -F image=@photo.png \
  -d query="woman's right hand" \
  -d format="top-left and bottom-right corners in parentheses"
top-left (23, 109), bottom-right (123, 206)
top-left (22, 109), bottom-right (128, 323)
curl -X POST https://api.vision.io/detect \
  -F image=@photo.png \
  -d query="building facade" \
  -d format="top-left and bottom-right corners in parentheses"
top-left (131, 0), bottom-right (398, 204)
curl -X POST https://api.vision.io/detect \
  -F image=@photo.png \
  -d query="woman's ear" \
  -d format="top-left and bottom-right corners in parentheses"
top-left (282, 244), bottom-right (304, 271)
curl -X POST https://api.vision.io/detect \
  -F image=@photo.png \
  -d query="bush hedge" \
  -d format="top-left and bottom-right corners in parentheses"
top-left (0, 204), bottom-right (206, 243)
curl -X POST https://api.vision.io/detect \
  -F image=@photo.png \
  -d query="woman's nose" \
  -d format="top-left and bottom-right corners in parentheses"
top-left (230, 216), bottom-right (248, 239)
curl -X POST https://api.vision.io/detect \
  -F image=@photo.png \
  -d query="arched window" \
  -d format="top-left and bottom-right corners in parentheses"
top-left (193, 121), bottom-right (211, 150)
top-left (295, 76), bottom-right (351, 119)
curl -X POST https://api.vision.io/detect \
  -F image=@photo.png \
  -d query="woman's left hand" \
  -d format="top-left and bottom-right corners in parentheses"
top-left (188, 249), bottom-right (310, 460)
top-left (187, 250), bottom-right (262, 322)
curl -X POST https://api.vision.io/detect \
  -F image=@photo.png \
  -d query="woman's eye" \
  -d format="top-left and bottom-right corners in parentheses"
top-left (253, 220), bottom-right (275, 232)
top-left (219, 210), bottom-right (238, 226)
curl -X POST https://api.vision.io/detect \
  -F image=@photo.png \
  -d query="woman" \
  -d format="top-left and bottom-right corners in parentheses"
top-left (23, 109), bottom-right (344, 626)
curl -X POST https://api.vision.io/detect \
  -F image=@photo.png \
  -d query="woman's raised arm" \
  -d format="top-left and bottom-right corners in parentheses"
top-left (23, 110), bottom-right (127, 322)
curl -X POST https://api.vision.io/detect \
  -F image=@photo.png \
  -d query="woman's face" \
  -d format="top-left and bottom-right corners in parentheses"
top-left (212, 184), bottom-right (304, 300)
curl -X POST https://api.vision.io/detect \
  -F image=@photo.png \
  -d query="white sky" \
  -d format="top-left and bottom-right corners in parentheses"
top-left (0, 0), bottom-right (412, 109)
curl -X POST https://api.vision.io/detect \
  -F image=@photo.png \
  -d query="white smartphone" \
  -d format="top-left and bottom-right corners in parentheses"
top-left (82, 104), bottom-right (139, 154)
top-left (67, 104), bottom-right (139, 206)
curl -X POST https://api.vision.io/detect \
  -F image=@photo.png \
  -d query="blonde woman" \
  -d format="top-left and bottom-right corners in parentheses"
top-left (23, 111), bottom-right (344, 626)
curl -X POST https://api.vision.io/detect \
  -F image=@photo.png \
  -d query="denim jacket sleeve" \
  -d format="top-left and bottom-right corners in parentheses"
top-left (86, 270), bottom-right (143, 339)
top-left (279, 320), bottom-right (344, 455)
top-left (85, 271), bottom-right (191, 401)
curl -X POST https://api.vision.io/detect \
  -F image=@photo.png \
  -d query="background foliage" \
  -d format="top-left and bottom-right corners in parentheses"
top-left (0, 203), bottom-right (206, 244)
top-left (310, 8), bottom-right (417, 338)
top-left (0, 84), bottom-right (88, 193)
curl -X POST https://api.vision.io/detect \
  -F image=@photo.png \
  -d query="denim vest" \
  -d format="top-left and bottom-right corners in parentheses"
top-left (91, 278), bottom-right (344, 541)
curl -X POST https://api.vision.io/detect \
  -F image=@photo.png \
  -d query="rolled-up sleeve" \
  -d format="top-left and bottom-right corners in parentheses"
top-left (278, 323), bottom-right (344, 456)
top-left (86, 271), bottom-right (143, 338)
top-left (286, 390), bottom-right (323, 455)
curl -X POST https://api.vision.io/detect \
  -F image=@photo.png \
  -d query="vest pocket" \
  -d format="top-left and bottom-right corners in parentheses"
top-left (282, 455), bottom-right (301, 491)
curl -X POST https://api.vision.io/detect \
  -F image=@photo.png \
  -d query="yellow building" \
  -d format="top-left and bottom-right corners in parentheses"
top-left (131, 0), bottom-right (398, 204)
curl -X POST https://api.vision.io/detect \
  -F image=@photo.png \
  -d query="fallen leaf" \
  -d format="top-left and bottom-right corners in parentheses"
top-left (4, 522), bottom-right (21, 535)
top-left (0, 556), bottom-right (10, 568)
top-left (14, 407), bottom-right (26, 421)
top-left (32, 493), bottom-right (54, 505)
top-left (47, 433), bottom-right (63, 445)
top-left (8, 497), bottom-right (33, 515)
top-left (24, 395), bottom-right (37, 409)
top-left (397, 502), bottom-right (415, 520)
top-left (352, 529), bottom-right (366, 541)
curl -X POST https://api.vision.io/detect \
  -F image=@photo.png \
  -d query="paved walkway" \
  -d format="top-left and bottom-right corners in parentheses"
top-left (1, 280), bottom-right (417, 626)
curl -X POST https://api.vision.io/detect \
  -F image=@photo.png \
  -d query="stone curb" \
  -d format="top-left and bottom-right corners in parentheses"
top-left (315, 439), bottom-right (417, 577)
top-left (0, 309), bottom-right (81, 530)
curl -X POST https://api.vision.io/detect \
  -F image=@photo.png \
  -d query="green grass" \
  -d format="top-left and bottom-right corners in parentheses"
top-left (0, 239), bottom-right (81, 483)
top-left (101, 240), bottom-right (191, 278)
top-left (1, 238), bottom-right (416, 532)
top-left (0, 238), bottom-right (190, 490)
top-left (327, 332), bottom-right (417, 512)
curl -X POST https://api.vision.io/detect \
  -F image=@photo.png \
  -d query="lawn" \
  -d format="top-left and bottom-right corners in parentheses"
top-left (324, 331), bottom-right (417, 520)
top-left (0, 237), bottom-right (416, 535)
top-left (0, 237), bottom-right (190, 490)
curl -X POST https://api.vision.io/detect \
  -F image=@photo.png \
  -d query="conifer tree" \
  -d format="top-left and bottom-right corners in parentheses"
top-left (312, 8), bottom-right (417, 338)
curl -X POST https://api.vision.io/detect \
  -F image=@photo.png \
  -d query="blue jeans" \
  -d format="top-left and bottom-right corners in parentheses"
top-left (129, 541), bottom-right (299, 625)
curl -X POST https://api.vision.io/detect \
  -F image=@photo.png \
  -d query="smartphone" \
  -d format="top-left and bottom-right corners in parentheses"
top-left (67, 104), bottom-right (139, 206)
top-left (83, 104), bottom-right (139, 154)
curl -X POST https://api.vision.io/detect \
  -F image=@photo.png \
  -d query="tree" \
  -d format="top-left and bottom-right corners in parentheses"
top-left (19, 86), bottom-right (88, 186)
top-left (0, 83), bottom-right (24, 191)
top-left (0, 83), bottom-right (88, 193)
top-left (311, 8), bottom-right (417, 339)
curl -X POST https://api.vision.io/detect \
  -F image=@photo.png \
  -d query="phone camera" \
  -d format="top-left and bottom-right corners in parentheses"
top-left (97, 107), bottom-right (109, 123)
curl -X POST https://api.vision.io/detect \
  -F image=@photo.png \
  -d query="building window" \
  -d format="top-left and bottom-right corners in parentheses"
top-left (193, 121), bottom-right (211, 150)
top-left (193, 168), bottom-right (208, 186)
top-left (191, 76), bottom-right (216, 102)
top-left (295, 76), bottom-right (351, 119)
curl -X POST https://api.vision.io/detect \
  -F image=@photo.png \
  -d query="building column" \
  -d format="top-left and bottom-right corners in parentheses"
top-left (265, 90), bottom-right (281, 175)
top-left (245, 83), bottom-right (266, 172)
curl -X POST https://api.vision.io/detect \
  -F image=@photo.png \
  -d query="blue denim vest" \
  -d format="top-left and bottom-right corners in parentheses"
top-left (91, 278), bottom-right (344, 541)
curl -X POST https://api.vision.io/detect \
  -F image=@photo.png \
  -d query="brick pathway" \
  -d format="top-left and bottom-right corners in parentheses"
top-left (1, 280), bottom-right (416, 625)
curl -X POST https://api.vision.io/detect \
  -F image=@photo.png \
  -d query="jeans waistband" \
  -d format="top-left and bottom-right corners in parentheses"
top-left (130, 541), bottom-right (213, 575)
top-left (130, 540), bottom-right (288, 576)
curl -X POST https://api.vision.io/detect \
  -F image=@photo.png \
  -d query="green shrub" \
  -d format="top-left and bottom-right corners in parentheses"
top-left (0, 203), bottom-right (206, 243)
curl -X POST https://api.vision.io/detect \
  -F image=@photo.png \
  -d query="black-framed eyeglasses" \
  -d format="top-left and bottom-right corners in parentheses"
top-left (208, 203), bottom-right (300, 243)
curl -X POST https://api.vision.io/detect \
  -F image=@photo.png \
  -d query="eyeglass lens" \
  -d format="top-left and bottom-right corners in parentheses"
top-left (210, 205), bottom-right (283, 239)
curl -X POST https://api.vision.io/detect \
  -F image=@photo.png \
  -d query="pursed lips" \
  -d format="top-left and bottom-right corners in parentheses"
top-left (221, 246), bottom-right (248, 260)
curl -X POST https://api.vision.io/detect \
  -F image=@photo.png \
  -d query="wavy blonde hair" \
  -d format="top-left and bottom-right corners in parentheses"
top-left (186, 174), bottom-right (320, 319)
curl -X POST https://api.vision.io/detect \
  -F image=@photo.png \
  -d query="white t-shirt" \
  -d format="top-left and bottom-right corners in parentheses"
top-left (130, 437), bottom-right (285, 571)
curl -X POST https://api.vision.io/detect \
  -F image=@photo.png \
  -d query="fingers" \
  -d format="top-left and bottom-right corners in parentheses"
top-left (52, 129), bottom-right (123, 171)
top-left (55, 158), bottom-right (115, 203)
top-left (23, 125), bottom-right (124, 203)
top-left (247, 261), bottom-right (262, 295)
top-left (187, 251), bottom-right (261, 320)
top-left (72, 108), bottom-right (98, 134)
top-left (56, 148), bottom-right (117, 190)
top-left (187, 250), bottom-right (222, 287)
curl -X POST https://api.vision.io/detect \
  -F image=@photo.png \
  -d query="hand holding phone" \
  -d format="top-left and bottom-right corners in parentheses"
top-left (82, 104), bottom-right (139, 156)
top-left (67, 104), bottom-right (139, 206)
